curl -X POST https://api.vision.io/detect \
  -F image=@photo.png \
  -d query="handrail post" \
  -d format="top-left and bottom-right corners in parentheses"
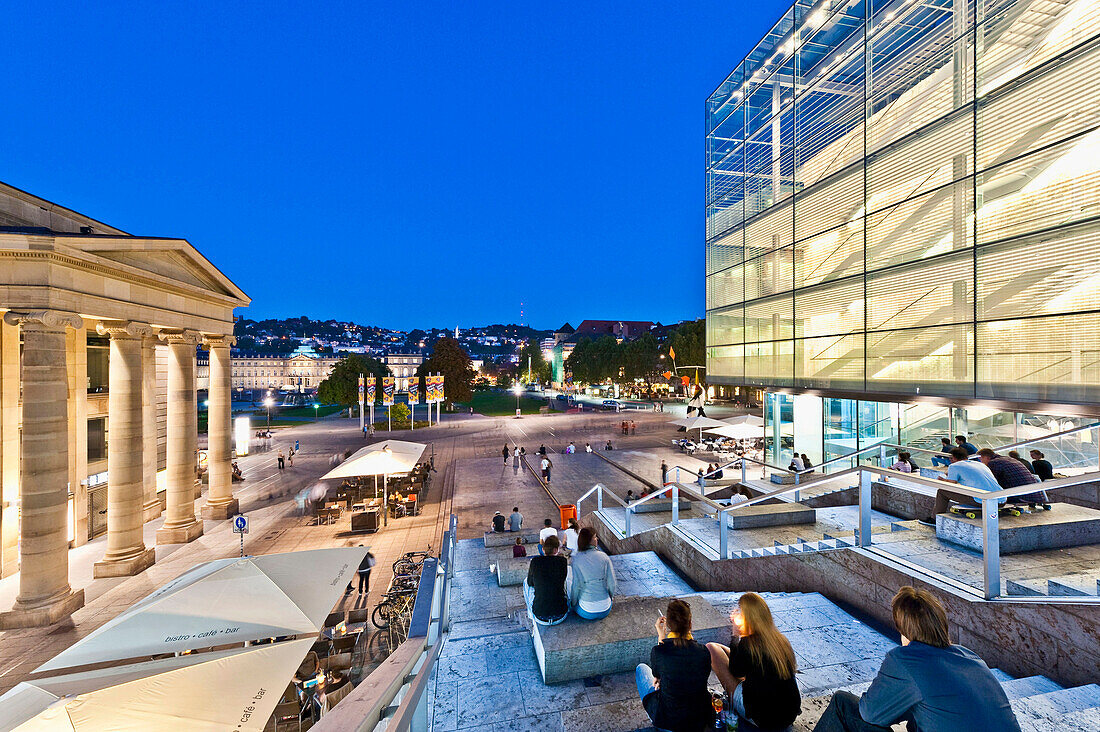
top-left (858, 471), bottom-right (872, 547)
top-left (597, 484), bottom-right (603, 512)
top-left (625, 506), bottom-right (633, 538)
top-left (794, 471), bottom-right (800, 503)
top-left (982, 498), bottom-right (1001, 600)
top-left (675, 467), bottom-right (681, 483)
top-left (741, 459), bottom-right (747, 483)
top-left (719, 509), bottom-right (728, 559)
top-left (672, 484), bottom-right (680, 526)
top-left (879, 445), bottom-right (887, 467)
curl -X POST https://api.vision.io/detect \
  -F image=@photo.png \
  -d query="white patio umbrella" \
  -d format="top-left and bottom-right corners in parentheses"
top-left (320, 440), bottom-right (426, 480)
top-left (37, 547), bottom-right (366, 673)
top-left (722, 414), bottom-right (765, 427)
top-left (319, 440), bottom-right (426, 527)
top-left (671, 415), bottom-right (729, 441)
top-left (2, 638), bottom-right (314, 731)
top-left (704, 423), bottom-right (763, 440)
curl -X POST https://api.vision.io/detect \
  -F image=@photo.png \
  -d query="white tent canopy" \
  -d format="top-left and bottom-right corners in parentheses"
top-left (704, 423), bottom-right (763, 440)
top-left (722, 414), bottom-right (765, 427)
top-left (2, 638), bottom-right (314, 731)
top-left (320, 439), bottom-right (426, 480)
top-left (670, 416), bottom-right (728, 431)
top-left (37, 547), bottom-right (366, 673)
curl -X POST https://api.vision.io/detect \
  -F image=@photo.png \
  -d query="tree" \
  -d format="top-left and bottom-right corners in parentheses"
top-left (517, 339), bottom-right (551, 384)
top-left (621, 332), bottom-right (660, 385)
top-left (317, 354), bottom-right (389, 406)
top-left (666, 319), bottom-right (705, 381)
top-left (417, 337), bottom-right (475, 405)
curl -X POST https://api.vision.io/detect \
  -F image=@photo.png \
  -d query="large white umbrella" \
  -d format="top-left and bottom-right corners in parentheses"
top-left (319, 439), bottom-right (426, 480)
top-left (318, 440), bottom-right (426, 527)
top-left (37, 547), bottom-right (366, 673)
top-left (671, 416), bottom-right (729, 441)
top-left (2, 638), bottom-right (314, 731)
top-left (704, 423), bottom-right (762, 440)
top-left (722, 414), bottom-right (764, 427)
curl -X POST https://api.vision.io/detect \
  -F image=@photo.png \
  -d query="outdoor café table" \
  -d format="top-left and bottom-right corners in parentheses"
top-left (322, 621), bottom-right (367, 640)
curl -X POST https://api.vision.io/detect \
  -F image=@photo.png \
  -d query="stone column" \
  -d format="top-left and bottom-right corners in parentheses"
top-left (156, 330), bottom-right (203, 545)
top-left (0, 310), bottom-right (85, 629)
top-left (141, 335), bottom-right (162, 521)
top-left (93, 322), bottom-right (157, 578)
top-left (201, 335), bottom-right (238, 520)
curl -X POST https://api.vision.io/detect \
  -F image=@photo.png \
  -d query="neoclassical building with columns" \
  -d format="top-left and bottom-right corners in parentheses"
top-left (0, 181), bottom-right (249, 628)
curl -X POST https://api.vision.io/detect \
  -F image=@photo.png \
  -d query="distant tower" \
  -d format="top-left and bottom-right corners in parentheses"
top-left (455, 326), bottom-right (459, 338)
top-left (520, 301), bottom-right (525, 326)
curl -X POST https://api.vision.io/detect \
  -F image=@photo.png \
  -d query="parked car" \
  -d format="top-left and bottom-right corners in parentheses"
top-left (601, 399), bottom-right (621, 410)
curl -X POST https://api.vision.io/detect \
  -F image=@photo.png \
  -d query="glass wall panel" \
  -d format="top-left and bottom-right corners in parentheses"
top-left (707, 226), bottom-right (745, 275)
top-left (794, 276), bottom-right (865, 337)
top-left (707, 264), bottom-right (746, 311)
top-left (707, 304), bottom-right (745, 347)
top-left (795, 334), bottom-right (865, 389)
top-left (866, 111), bottom-right (973, 213)
top-left (793, 217), bottom-right (864, 288)
top-left (794, 167), bottom-right (863, 242)
top-left (708, 344), bottom-right (745, 382)
top-left (746, 339), bottom-right (794, 385)
top-left (866, 251), bottom-right (973, 331)
top-left (745, 200), bottom-right (792, 260)
top-left (866, 324), bottom-right (974, 397)
top-left (976, 222), bottom-right (1100, 321)
top-left (745, 293), bottom-right (795, 342)
top-left (867, 181), bottom-right (973, 268)
top-left (976, 313), bottom-right (1100, 402)
top-left (976, 41), bottom-right (1100, 172)
top-left (976, 132), bottom-right (1100, 246)
top-left (745, 246), bottom-right (794, 301)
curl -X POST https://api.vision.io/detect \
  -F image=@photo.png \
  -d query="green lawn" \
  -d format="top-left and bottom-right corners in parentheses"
top-left (460, 390), bottom-right (549, 416)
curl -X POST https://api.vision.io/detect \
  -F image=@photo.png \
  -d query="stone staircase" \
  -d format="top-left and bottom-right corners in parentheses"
top-left (725, 519), bottom-right (916, 559)
top-left (434, 539), bottom-right (1100, 731)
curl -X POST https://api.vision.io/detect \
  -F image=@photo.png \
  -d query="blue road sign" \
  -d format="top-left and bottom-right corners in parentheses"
top-left (232, 515), bottom-right (249, 534)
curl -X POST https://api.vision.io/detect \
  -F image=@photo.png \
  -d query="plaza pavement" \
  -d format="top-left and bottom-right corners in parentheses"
top-left (0, 405), bottom-right (710, 694)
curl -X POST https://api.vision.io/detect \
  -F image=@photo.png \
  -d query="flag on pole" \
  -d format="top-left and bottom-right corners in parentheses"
top-left (382, 377), bottom-right (395, 405)
top-left (668, 346), bottom-right (676, 360)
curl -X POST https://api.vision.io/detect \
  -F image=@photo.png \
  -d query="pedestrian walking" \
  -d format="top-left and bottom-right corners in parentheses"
top-left (288, 449), bottom-right (294, 467)
top-left (277, 451), bottom-right (285, 469)
top-left (346, 547), bottom-right (375, 594)
top-left (630, 420), bottom-right (636, 436)
top-left (660, 460), bottom-right (668, 486)
top-left (513, 445), bottom-right (520, 462)
top-left (295, 439), bottom-right (300, 452)
top-left (368, 423), bottom-right (375, 437)
top-left (503, 444), bottom-right (510, 463)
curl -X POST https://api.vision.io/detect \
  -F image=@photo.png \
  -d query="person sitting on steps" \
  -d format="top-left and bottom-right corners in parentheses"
top-left (538, 518), bottom-right (557, 555)
top-left (512, 537), bottom-right (527, 558)
top-left (918, 447), bottom-right (1002, 526)
top-left (523, 535), bottom-right (570, 626)
top-left (706, 592), bottom-right (800, 732)
top-left (490, 511), bottom-right (506, 532)
top-left (812, 586), bottom-right (1019, 732)
top-left (636, 598), bottom-right (715, 732)
top-left (568, 528), bottom-right (616, 620)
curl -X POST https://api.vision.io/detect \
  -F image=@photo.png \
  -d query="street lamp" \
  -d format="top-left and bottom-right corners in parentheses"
top-left (511, 383), bottom-right (523, 416)
top-left (264, 397), bottom-right (274, 429)
top-left (313, 403), bottom-right (319, 421)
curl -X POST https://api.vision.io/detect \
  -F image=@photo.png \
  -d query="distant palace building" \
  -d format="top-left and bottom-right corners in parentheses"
top-left (198, 344), bottom-right (340, 393)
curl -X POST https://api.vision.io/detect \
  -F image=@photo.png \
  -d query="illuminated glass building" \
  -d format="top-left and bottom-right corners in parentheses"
top-left (704, 0), bottom-right (1100, 466)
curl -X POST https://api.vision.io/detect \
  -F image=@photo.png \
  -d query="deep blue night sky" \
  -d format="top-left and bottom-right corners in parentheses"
top-left (5, 1), bottom-right (789, 330)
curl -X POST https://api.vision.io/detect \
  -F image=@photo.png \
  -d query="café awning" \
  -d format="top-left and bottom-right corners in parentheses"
top-left (37, 547), bottom-right (366, 673)
top-left (319, 440), bottom-right (426, 480)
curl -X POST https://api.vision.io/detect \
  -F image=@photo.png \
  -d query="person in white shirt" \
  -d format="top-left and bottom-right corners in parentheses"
top-left (919, 448), bottom-right (1003, 526)
top-left (562, 518), bottom-right (580, 554)
top-left (585, 443), bottom-right (593, 453)
top-left (788, 453), bottom-right (805, 472)
top-left (569, 528), bottom-right (617, 620)
top-left (538, 518), bottom-right (558, 555)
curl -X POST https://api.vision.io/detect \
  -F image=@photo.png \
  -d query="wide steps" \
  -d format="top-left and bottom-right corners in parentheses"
top-left (1012, 684), bottom-right (1100, 730)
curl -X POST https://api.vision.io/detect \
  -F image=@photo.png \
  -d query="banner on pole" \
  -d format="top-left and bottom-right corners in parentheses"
top-left (408, 378), bottom-right (419, 405)
top-left (438, 374), bottom-right (445, 403)
top-left (366, 379), bottom-right (376, 403)
top-left (382, 377), bottom-right (395, 406)
top-left (358, 375), bottom-right (364, 398)
top-left (426, 374), bottom-right (439, 403)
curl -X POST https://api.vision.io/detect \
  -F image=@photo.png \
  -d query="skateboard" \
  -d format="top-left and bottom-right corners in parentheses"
top-left (948, 504), bottom-right (1022, 520)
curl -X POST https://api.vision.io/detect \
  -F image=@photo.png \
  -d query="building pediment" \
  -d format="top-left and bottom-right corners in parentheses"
top-left (71, 237), bottom-right (249, 304)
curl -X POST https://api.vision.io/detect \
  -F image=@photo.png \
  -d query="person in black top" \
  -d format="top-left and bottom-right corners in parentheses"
top-left (491, 511), bottom-right (506, 532)
top-left (636, 598), bottom-right (715, 732)
top-left (707, 592), bottom-right (800, 731)
top-left (523, 535), bottom-right (569, 625)
top-left (1029, 450), bottom-right (1055, 481)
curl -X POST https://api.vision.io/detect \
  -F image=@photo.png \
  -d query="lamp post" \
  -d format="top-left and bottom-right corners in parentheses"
top-left (264, 396), bottom-right (274, 429)
top-left (313, 403), bottom-right (319, 421)
top-left (512, 383), bottom-right (522, 417)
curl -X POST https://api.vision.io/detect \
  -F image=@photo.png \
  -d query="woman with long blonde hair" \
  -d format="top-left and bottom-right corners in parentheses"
top-left (706, 592), bottom-right (801, 731)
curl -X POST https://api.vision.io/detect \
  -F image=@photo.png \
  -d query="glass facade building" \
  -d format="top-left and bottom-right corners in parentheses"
top-left (705, 0), bottom-right (1100, 409)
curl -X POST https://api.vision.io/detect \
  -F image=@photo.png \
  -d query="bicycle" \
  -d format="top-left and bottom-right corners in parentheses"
top-left (371, 587), bottom-right (417, 629)
top-left (392, 546), bottom-right (432, 575)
